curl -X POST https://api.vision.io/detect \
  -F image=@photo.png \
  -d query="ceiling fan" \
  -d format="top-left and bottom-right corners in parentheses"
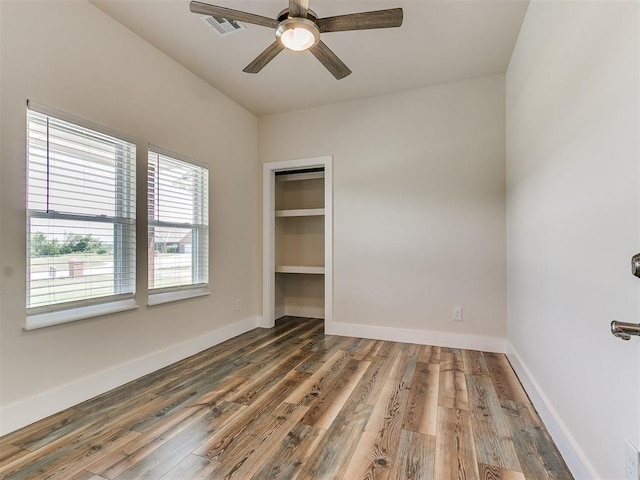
top-left (189, 0), bottom-right (403, 79)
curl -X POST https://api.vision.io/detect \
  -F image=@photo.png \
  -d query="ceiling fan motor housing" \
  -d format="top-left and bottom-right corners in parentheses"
top-left (277, 8), bottom-right (318, 22)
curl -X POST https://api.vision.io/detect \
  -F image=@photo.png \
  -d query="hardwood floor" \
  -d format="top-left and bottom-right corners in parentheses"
top-left (0, 317), bottom-right (573, 480)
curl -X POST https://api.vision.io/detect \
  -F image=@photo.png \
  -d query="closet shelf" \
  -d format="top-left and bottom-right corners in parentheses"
top-left (276, 265), bottom-right (325, 274)
top-left (276, 171), bottom-right (324, 182)
top-left (275, 208), bottom-right (325, 217)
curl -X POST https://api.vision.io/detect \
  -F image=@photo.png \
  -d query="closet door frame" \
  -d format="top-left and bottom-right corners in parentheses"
top-left (261, 156), bottom-right (333, 332)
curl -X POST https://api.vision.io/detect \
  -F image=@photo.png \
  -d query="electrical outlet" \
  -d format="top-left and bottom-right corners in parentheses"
top-left (626, 439), bottom-right (639, 480)
top-left (235, 298), bottom-right (242, 311)
top-left (452, 307), bottom-right (463, 321)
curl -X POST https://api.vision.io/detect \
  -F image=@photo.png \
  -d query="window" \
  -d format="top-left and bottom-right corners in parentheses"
top-left (26, 104), bottom-right (136, 320)
top-left (147, 148), bottom-right (209, 299)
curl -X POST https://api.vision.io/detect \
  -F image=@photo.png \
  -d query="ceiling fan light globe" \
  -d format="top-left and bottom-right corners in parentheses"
top-left (281, 28), bottom-right (315, 51)
top-left (276, 18), bottom-right (320, 52)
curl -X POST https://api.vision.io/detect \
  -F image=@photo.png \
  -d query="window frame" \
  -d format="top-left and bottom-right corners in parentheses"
top-left (25, 102), bottom-right (138, 329)
top-left (146, 145), bottom-right (209, 305)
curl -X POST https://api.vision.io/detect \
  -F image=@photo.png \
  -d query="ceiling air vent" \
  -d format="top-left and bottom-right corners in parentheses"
top-left (201, 16), bottom-right (246, 37)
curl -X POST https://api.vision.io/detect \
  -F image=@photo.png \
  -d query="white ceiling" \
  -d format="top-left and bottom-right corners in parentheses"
top-left (90, 0), bottom-right (529, 116)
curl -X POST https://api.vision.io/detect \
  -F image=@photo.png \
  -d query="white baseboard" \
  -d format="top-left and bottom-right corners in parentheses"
top-left (506, 342), bottom-right (597, 479)
top-left (0, 315), bottom-right (259, 436)
top-left (327, 321), bottom-right (506, 353)
top-left (284, 305), bottom-right (324, 319)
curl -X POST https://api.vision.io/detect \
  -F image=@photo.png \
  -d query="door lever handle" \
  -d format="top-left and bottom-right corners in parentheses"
top-left (632, 253), bottom-right (640, 278)
top-left (611, 320), bottom-right (640, 340)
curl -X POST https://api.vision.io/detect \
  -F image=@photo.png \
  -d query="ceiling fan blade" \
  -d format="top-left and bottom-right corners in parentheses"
top-left (243, 41), bottom-right (285, 74)
top-left (289, 0), bottom-right (309, 18)
top-left (190, 1), bottom-right (279, 28)
top-left (316, 8), bottom-right (403, 33)
top-left (309, 41), bottom-right (352, 80)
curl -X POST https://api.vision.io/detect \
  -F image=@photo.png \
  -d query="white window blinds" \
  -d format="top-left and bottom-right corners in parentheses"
top-left (147, 149), bottom-right (209, 292)
top-left (26, 106), bottom-right (136, 313)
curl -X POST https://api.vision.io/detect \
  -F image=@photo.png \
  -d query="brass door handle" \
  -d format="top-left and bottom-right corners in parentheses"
top-left (611, 320), bottom-right (640, 340)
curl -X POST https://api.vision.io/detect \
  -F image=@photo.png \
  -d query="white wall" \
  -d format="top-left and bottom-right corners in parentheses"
top-left (506, 1), bottom-right (640, 478)
top-left (0, 0), bottom-right (259, 434)
top-left (260, 76), bottom-right (507, 351)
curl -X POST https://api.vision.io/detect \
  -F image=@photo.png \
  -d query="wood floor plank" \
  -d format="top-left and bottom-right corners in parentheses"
top-left (67, 472), bottom-right (110, 480)
top-left (404, 361), bottom-right (439, 436)
top-left (153, 323), bottom-right (314, 401)
top-left (157, 454), bottom-right (219, 479)
top-left (345, 343), bottom-right (402, 407)
top-left (440, 347), bottom-right (465, 372)
top-left (0, 318), bottom-right (573, 480)
top-left (229, 342), bottom-right (315, 406)
top-left (299, 359), bottom-right (371, 429)
top-left (232, 336), bottom-right (312, 380)
top-left (206, 402), bottom-right (309, 479)
top-left (0, 444), bottom-right (31, 467)
top-left (390, 430), bottom-right (435, 480)
top-left (297, 402), bottom-right (373, 480)
top-left (467, 375), bottom-right (521, 471)
top-left (193, 370), bottom-right (310, 460)
top-left (0, 408), bottom-right (86, 451)
top-left (294, 335), bottom-right (345, 374)
top-left (142, 345), bottom-right (300, 422)
top-left (250, 422), bottom-right (324, 480)
top-left (284, 349), bottom-right (354, 406)
top-left (109, 403), bottom-right (240, 480)
top-left (0, 394), bottom-right (166, 479)
top-left (44, 429), bottom-right (141, 480)
top-left (500, 400), bottom-right (572, 480)
top-left (418, 344), bottom-right (441, 364)
top-left (342, 354), bottom-right (415, 480)
top-left (467, 374), bottom-right (511, 438)
top-left (434, 407), bottom-right (480, 480)
top-left (478, 463), bottom-right (526, 480)
top-left (0, 426), bottom-right (134, 480)
top-left (439, 348), bottom-right (468, 413)
top-left (318, 335), bottom-right (363, 363)
top-left (130, 376), bottom-right (249, 434)
top-left (360, 340), bottom-right (385, 361)
top-left (376, 339), bottom-right (403, 358)
top-left (484, 354), bottom-right (529, 404)
top-left (463, 350), bottom-right (491, 376)
top-left (40, 397), bottom-right (208, 480)
top-left (86, 401), bottom-right (242, 478)
top-left (352, 338), bottom-right (381, 361)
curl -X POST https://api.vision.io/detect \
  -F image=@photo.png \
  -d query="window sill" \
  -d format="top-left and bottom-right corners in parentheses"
top-left (25, 298), bottom-right (139, 331)
top-left (147, 287), bottom-right (209, 306)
